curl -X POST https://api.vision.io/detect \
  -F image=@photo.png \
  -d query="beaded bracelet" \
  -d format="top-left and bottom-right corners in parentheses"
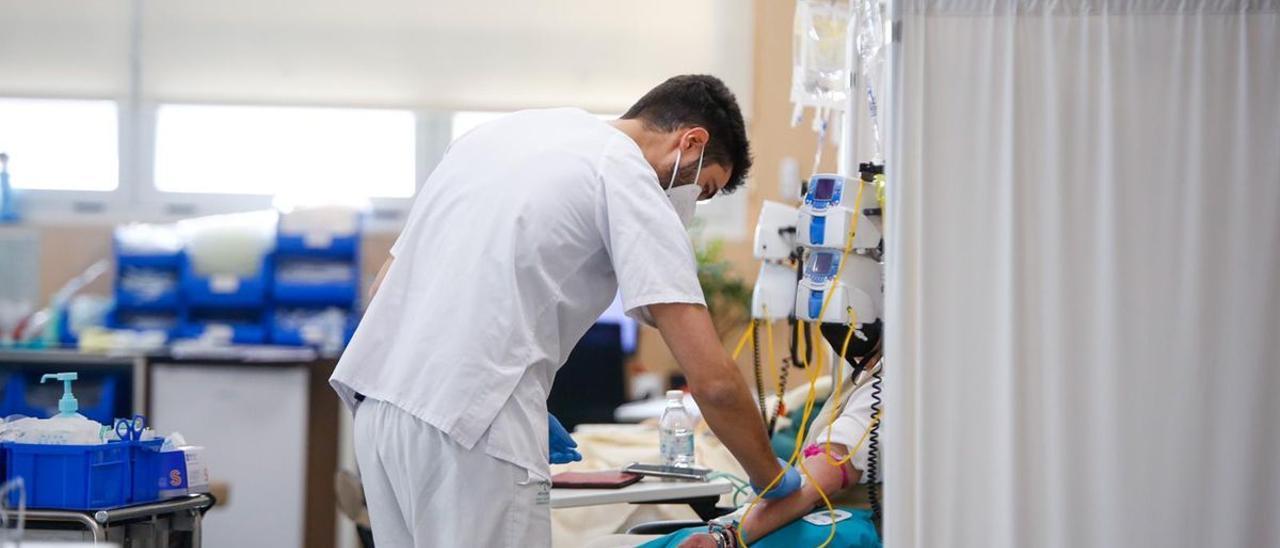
top-left (707, 522), bottom-right (740, 548)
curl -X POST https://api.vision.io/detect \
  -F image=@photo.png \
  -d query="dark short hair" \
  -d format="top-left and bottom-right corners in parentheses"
top-left (622, 75), bottom-right (752, 194)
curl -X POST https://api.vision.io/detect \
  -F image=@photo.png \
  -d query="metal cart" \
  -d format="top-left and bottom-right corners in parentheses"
top-left (1, 494), bottom-right (215, 547)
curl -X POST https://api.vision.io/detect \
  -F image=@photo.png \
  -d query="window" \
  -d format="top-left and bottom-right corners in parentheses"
top-left (0, 98), bottom-right (119, 191)
top-left (450, 111), bottom-right (513, 142)
top-left (154, 104), bottom-right (416, 200)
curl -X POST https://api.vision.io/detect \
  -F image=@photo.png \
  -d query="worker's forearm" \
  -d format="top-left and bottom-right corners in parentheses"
top-left (739, 452), bottom-right (857, 542)
top-left (691, 371), bottom-right (783, 488)
top-left (649, 303), bottom-right (784, 487)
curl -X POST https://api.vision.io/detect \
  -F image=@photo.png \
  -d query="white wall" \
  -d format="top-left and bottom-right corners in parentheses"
top-left (0, 0), bottom-right (755, 113)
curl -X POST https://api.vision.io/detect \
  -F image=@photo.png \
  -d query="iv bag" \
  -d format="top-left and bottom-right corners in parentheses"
top-left (856, 0), bottom-right (887, 159)
top-left (791, 0), bottom-right (854, 111)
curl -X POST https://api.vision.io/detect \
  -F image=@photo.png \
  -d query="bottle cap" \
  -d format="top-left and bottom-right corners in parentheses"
top-left (40, 372), bottom-right (80, 417)
top-left (666, 390), bottom-right (684, 400)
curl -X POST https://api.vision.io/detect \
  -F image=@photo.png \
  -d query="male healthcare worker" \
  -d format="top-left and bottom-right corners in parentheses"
top-left (330, 75), bottom-right (801, 547)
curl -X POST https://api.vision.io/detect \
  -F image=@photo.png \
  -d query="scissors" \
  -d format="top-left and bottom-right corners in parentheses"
top-left (114, 414), bottom-right (146, 442)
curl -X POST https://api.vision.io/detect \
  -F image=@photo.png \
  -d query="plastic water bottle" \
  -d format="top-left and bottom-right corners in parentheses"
top-left (0, 152), bottom-right (18, 223)
top-left (659, 390), bottom-right (695, 468)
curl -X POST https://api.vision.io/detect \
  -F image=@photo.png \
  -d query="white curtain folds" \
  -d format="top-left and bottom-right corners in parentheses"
top-left (884, 1), bottom-right (1279, 547)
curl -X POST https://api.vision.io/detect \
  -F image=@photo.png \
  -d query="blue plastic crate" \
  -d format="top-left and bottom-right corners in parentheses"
top-left (56, 309), bottom-right (77, 346)
top-left (114, 239), bottom-right (183, 269)
top-left (272, 259), bottom-right (359, 306)
top-left (131, 439), bottom-right (164, 504)
top-left (269, 307), bottom-right (357, 346)
top-left (5, 441), bottom-right (132, 510)
top-left (276, 231), bottom-right (360, 259)
top-left (115, 266), bottom-right (181, 311)
top-left (106, 309), bottom-right (178, 340)
top-left (180, 256), bottom-right (273, 309)
top-left (115, 288), bottom-right (180, 310)
top-left (177, 309), bottom-right (267, 345)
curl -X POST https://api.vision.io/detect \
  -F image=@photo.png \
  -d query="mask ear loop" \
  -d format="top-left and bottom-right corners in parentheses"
top-left (691, 145), bottom-right (706, 193)
top-left (667, 137), bottom-right (708, 192)
top-left (666, 148), bottom-right (683, 191)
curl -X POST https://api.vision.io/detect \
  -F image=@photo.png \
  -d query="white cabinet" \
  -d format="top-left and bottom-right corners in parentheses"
top-left (150, 364), bottom-right (309, 548)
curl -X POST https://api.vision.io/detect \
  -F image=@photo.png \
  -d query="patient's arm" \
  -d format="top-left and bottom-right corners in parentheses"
top-left (736, 446), bottom-right (861, 543)
top-left (678, 446), bottom-right (860, 547)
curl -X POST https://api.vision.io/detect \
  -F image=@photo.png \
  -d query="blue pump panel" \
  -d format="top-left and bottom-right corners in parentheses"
top-left (803, 175), bottom-right (845, 212)
top-left (809, 216), bottom-right (826, 246)
top-left (808, 289), bottom-right (824, 319)
top-left (804, 251), bottom-right (841, 283)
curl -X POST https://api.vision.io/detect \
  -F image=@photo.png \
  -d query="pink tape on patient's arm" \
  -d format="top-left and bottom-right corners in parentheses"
top-left (802, 444), bottom-right (850, 489)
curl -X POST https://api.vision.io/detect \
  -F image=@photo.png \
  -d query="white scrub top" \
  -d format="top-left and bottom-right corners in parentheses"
top-left (813, 370), bottom-right (882, 483)
top-left (330, 108), bottom-right (705, 479)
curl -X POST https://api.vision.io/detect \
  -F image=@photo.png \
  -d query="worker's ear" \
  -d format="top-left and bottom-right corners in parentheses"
top-left (681, 127), bottom-right (709, 152)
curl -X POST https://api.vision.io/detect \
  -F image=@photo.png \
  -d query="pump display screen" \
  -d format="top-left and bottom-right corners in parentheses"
top-left (809, 252), bottom-right (838, 278)
top-left (813, 177), bottom-right (837, 200)
top-left (814, 252), bottom-right (833, 272)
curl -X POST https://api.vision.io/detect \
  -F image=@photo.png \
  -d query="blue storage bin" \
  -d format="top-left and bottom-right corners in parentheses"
top-left (56, 309), bottom-right (77, 346)
top-left (114, 240), bottom-right (183, 269)
top-left (178, 309), bottom-right (267, 345)
top-left (276, 231), bottom-right (359, 259)
top-left (272, 259), bottom-right (359, 305)
top-left (106, 309), bottom-right (178, 340)
top-left (5, 441), bottom-right (132, 510)
top-left (115, 288), bottom-right (181, 310)
top-left (131, 439), bottom-right (164, 504)
top-left (269, 307), bottom-right (357, 346)
top-left (115, 266), bottom-right (181, 310)
top-left (180, 256), bottom-right (273, 309)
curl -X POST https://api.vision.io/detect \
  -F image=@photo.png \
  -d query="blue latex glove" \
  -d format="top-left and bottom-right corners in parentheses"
top-left (548, 414), bottom-right (582, 464)
top-left (753, 458), bottom-right (802, 500)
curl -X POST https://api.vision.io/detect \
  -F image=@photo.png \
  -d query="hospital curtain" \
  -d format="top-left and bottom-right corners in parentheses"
top-left (883, 1), bottom-right (1280, 547)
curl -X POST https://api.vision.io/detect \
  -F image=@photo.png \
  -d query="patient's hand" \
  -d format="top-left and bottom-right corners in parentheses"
top-left (677, 533), bottom-right (719, 548)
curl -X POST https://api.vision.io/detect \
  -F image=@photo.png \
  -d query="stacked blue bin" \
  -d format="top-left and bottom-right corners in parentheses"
top-left (269, 225), bottom-right (360, 346)
top-left (3, 432), bottom-right (169, 509)
top-left (108, 236), bottom-right (184, 340)
top-left (178, 254), bottom-right (272, 345)
top-left (4, 441), bottom-right (133, 509)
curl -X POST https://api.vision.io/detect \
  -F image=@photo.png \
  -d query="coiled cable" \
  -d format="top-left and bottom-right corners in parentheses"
top-left (867, 366), bottom-right (883, 527)
top-left (751, 319), bottom-right (768, 428)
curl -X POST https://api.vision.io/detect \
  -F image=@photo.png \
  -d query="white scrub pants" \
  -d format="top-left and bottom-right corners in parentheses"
top-left (354, 398), bottom-right (551, 548)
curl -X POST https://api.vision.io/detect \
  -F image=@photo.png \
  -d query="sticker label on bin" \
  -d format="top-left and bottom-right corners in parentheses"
top-left (210, 275), bottom-right (241, 293)
top-left (304, 231), bottom-right (334, 249)
top-left (205, 324), bottom-right (234, 341)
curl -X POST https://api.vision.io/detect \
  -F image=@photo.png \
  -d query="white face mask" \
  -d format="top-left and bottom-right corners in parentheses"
top-left (664, 145), bottom-right (705, 228)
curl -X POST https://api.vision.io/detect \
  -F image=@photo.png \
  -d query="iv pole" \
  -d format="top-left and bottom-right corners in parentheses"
top-left (831, 7), bottom-right (861, 387)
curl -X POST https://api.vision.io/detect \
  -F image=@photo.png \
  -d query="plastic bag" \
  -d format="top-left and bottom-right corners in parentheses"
top-left (856, 0), bottom-right (886, 159)
top-left (278, 205), bottom-right (362, 238)
top-left (179, 210), bottom-right (277, 278)
top-left (0, 414), bottom-right (106, 445)
top-left (277, 307), bottom-right (349, 353)
top-left (114, 223), bottom-right (183, 256)
top-left (792, 0), bottom-right (854, 110)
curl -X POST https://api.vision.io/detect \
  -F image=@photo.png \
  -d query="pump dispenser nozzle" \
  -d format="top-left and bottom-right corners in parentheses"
top-left (40, 372), bottom-right (80, 417)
